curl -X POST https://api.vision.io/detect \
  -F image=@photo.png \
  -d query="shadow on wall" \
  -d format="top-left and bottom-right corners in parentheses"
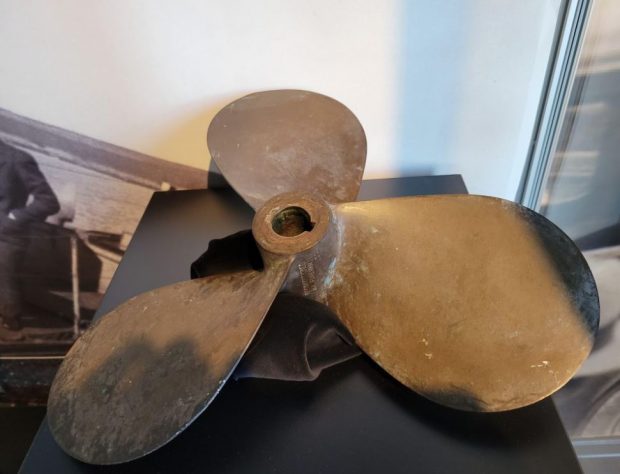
top-left (396, 0), bottom-right (471, 177)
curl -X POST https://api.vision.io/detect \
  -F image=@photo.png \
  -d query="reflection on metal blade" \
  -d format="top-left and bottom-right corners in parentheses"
top-left (208, 90), bottom-right (366, 209)
top-left (48, 257), bottom-right (292, 464)
top-left (325, 195), bottom-right (599, 411)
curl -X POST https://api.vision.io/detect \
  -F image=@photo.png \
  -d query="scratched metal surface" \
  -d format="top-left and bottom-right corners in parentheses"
top-left (207, 90), bottom-right (366, 210)
top-left (252, 192), bottom-right (599, 412)
top-left (325, 195), bottom-right (599, 411)
top-left (47, 257), bottom-right (292, 464)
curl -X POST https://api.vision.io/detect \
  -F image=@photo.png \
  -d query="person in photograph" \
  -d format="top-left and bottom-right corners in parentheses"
top-left (0, 139), bottom-right (60, 335)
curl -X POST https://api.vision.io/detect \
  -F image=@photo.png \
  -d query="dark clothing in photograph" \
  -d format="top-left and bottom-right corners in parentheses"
top-left (0, 140), bottom-right (60, 330)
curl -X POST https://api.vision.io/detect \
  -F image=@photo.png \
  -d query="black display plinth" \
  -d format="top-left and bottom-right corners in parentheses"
top-left (20, 176), bottom-right (582, 473)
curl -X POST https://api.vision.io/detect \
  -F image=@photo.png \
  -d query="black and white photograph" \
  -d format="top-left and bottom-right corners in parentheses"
top-left (0, 108), bottom-right (207, 403)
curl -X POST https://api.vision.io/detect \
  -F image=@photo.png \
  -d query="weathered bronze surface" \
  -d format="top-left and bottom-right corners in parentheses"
top-left (323, 195), bottom-right (598, 411)
top-left (207, 90), bottom-right (366, 209)
top-left (253, 191), bottom-right (598, 411)
top-left (47, 257), bottom-right (292, 464)
top-left (48, 90), bottom-right (600, 464)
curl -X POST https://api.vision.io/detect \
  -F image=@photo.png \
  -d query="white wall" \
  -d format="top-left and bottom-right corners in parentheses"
top-left (0, 0), bottom-right (562, 199)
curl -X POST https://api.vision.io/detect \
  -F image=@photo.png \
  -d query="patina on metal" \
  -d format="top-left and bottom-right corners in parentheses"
top-left (254, 192), bottom-right (599, 411)
top-left (48, 89), bottom-right (599, 465)
top-left (207, 89), bottom-right (367, 210)
top-left (47, 256), bottom-right (293, 464)
top-left (323, 195), bottom-right (599, 411)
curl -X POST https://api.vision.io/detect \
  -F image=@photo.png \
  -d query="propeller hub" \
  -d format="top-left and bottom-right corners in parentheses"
top-left (252, 192), bottom-right (331, 256)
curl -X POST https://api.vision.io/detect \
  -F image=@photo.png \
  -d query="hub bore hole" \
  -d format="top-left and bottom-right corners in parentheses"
top-left (272, 207), bottom-right (314, 237)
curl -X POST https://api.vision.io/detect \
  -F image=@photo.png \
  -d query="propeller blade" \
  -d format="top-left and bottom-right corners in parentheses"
top-left (322, 195), bottom-right (599, 411)
top-left (48, 257), bottom-right (292, 464)
top-left (208, 90), bottom-right (366, 209)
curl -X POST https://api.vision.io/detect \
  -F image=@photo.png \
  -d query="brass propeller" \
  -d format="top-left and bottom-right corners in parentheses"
top-left (47, 90), bottom-right (599, 464)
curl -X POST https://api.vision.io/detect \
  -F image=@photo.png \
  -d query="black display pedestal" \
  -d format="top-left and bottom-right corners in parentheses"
top-left (20, 176), bottom-right (582, 473)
